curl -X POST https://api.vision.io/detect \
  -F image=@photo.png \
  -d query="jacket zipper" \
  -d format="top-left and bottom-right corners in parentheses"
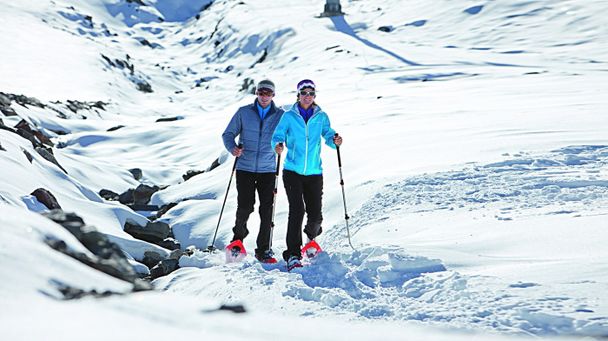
top-left (294, 108), bottom-right (319, 175)
top-left (256, 112), bottom-right (264, 172)
top-left (303, 123), bottom-right (308, 174)
top-left (303, 111), bottom-right (320, 174)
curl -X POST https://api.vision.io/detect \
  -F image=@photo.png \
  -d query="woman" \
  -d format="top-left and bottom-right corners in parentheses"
top-left (271, 79), bottom-right (343, 269)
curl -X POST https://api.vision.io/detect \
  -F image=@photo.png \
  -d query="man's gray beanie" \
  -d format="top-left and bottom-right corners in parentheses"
top-left (257, 79), bottom-right (275, 93)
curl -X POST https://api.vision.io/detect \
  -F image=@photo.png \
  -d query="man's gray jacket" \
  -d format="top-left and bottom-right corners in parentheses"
top-left (222, 100), bottom-right (284, 173)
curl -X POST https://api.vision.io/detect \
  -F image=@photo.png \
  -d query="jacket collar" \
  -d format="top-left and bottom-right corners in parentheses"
top-left (288, 102), bottom-right (321, 116)
top-left (251, 99), bottom-right (276, 115)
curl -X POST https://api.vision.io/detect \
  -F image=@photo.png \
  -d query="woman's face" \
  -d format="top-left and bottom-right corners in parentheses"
top-left (298, 87), bottom-right (316, 107)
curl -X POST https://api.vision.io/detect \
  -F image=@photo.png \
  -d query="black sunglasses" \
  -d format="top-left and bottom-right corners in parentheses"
top-left (299, 90), bottom-right (316, 96)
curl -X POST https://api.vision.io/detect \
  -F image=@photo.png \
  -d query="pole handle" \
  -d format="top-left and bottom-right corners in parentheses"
top-left (275, 143), bottom-right (283, 175)
top-left (334, 133), bottom-right (343, 167)
top-left (232, 143), bottom-right (243, 170)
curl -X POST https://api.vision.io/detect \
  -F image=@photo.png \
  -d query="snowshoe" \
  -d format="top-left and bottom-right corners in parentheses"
top-left (256, 249), bottom-right (278, 264)
top-left (286, 255), bottom-right (303, 271)
top-left (225, 239), bottom-right (247, 263)
top-left (301, 240), bottom-right (322, 259)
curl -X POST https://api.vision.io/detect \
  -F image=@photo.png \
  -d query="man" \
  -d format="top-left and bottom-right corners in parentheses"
top-left (222, 79), bottom-right (284, 263)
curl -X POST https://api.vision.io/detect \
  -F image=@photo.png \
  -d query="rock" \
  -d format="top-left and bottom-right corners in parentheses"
top-left (9, 93), bottom-right (45, 108)
top-left (161, 238), bottom-right (182, 251)
top-left (168, 249), bottom-right (184, 260)
top-left (14, 120), bottom-right (44, 148)
top-left (31, 188), bottom-right (61, 210)
top-left (128, 204), bottom-right (160, 212)
top-left (136, 81), bottom-right (153, 93)
top-left (241, 77), bottom-right (255, 94)
top-left (99, 189), bottom-right (119, 201)
top-left (43, 210), bottom-right (142, 285)
top-left (155, 116), bottom-right (181, 122)
top-left (155, 202), bottom-right (177, 219)
top-left (142, 251), bottom-right (164, 269)
top-left (36, 147), bottom-right (68, 174)
top-left (207, 157), bottom-right (221, 172)
top-left (218, 304), bottom-right (247, 313)
top-left (133, 184), bottom-right (159, 205)
top-left (124, 220), bottom-right (171, 244)
top-left (118, 188), bottom-right (134, 204)
top-left (22, 148), bottom-right (33, 162)
top-left (128, 168), bottom-right (142, 180)
top-left (149, 259), bottom-right (178, 279)
top-left (378, 25), bottom-right (394, 32)
top-left (0, 142), bottom-right (5, 151)
top-left (0, 104), bottom-right (17, 116)
top-left (107, 125), bottom-right (124, 132)
top-left (185, 245), bottom-right (196, 256)
top-left (47, 279), bottom-right (123, 300)
top-left (182, 169), bottom-right (204, 181)
top-left (0, 92), bottom-right (10, 106)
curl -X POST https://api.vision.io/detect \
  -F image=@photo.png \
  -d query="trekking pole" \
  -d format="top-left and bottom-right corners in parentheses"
top-left (335, 134), bottom-right (355, 251)
top-left (268, 143), bottom-right (283, 251)
top-left (206, 144), bottom-right (242, 252)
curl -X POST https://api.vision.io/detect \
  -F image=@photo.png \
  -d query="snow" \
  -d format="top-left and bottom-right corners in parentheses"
top-left (1, 0), bottom-right (607, 340)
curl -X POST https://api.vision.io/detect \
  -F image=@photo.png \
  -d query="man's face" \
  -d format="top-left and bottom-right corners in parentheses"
top-left (257, 89), bottom-right (274, 107)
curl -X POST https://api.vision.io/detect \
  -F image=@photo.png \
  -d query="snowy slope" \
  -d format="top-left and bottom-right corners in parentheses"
top-left (1, 0), bottom-right (607, 339)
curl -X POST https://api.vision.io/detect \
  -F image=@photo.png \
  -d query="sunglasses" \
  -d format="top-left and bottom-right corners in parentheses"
top-left (257, 90), bottom-right (274, 97)
top-left (299, 90), bottom-right (316, 96)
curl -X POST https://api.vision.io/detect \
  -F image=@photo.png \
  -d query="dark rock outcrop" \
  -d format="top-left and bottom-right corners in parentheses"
top-left (155, 202), bottom-right (177, 219)
top-left (218, 304), bottom-right (247, 313)
top-left (45, 279), bottom-right (124, 300)
top-left (128, 204), bottom-right (161, 212)
top-left (118, 188), bottom-right (134, 204)
top-left (0, 118), bottom-right (17, 133)
top-left (99, 189), bottom-right (120, 201)
top-left (182, 157), bottom-right (221, 182)
top-left (207, 157), bottom-right (221, 172)
top-left (159, 237), bottom-right (181, 251)
top-left (124, 220), bottom-right (171, 244)
top-left (15, 119), bottom-right (53, 148)
top-left (63, 100), bottom-right (107, 113)
top-left (36, 147), bottom-right (68, 174)
top-left (22, 148), bottom-right (33, 162)
top-left (133, 184), bottom-right (160, 205)
top-left (128, 168), bottom-right (142, 180)
top-left (1, 92), bottom-right (45, 109)
top-left (0, 99), bottom-right (17, 116)
top-left (142, 250), bottom-right (164, 269)
top-left (107, 125), bottom-right (124, 132)
top-left (155, 116), bottom-right (181, 123)
top-left (149, 259), bottom-right (178, 280)
top-left (31, 188), bottom-right (61, 210)
top-left (43, 210), bottom-right (151, 290)
top-left (136, 81), bottom-right (153, 93)
top-left (182, 169), bottom-right (204, 181)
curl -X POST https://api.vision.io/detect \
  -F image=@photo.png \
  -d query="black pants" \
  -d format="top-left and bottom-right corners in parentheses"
top-left (232, 170), bottom-right (275, 256)
top-left (282, 170), bottom-right (323, 261)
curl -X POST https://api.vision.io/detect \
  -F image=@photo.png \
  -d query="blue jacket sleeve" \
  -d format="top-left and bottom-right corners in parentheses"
top-left (222, 110), bottom-right (242, 152)
top-left (271, 113), bottom-right (289, 151)
top-left (321, 113), bottom-right (337, 149)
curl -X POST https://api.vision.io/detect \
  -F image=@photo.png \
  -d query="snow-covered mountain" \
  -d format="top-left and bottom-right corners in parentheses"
top-left (1, 0), bottom-right (607, 339)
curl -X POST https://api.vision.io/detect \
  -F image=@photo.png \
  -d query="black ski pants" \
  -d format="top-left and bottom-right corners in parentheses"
top-left (232, 170), bottom-right (275, 256)
top-left (282, 170), bottom-right (323, 261)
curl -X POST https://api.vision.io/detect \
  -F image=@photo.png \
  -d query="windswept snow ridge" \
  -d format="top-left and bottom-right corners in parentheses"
top-left (347, 145), bottom-right (608, 230)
